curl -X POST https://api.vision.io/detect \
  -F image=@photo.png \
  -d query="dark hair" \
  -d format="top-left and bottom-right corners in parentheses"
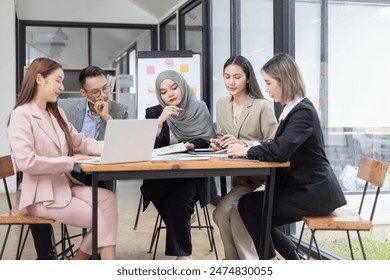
top-left (78, 66), bottom-right (107, 88)
top-left (261, 53), bottom-right (306, 104)
top-left (9, 57), bottom-right (74, 155)
top-left (223, 55), bottom-right (265, 99)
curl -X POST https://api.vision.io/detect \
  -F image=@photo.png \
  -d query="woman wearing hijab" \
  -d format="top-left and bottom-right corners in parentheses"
top-left (140, 70), bottom-right (216, 260)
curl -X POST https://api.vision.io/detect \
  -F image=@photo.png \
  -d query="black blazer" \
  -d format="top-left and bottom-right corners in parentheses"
top-left (247, 98), bottom-right (346, 215)
top-left (141, 105), bottom-right (216, 210)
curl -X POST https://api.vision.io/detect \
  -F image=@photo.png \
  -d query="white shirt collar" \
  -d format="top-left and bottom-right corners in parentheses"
top-left (278, 96), bottom-right (305, 123)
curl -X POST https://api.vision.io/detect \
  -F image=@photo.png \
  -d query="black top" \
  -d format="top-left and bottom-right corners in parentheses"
top-left (141, 105), bottom-right (216, 211)
top-left (248, 98), bottom-right (346, 215)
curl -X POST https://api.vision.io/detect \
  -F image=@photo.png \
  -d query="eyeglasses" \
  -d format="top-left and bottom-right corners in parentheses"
top-left (83, 84), bottom-right (110, 96)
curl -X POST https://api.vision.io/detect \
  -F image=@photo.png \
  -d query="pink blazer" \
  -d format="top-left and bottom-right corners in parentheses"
top-left (8, 101), bottom-right (104, 210)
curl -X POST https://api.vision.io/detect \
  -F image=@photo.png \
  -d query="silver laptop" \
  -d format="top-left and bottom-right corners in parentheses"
top-left (78, 119), bottom-right (158, 164)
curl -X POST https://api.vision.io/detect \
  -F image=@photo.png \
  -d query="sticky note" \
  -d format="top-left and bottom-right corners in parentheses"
top-left (180, 64), bottom-right (189, 73)
top-left (147, 87), bottom-right (155, 93)
top-left (191, 87), bottom-right (197, 96)
top-left (146, 66), bottom-right (155, 74)
top-left (165, 58), bottom-right (174, 65)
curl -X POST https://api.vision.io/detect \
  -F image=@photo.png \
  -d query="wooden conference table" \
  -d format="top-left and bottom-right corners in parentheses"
top-left (80, 157), bottom-right (289, 260)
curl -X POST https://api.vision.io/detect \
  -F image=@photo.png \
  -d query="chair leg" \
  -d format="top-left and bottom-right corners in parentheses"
top-left (296, 223), bottom-right (306, 259)
top-left (201, 205), bottom-right (213, 251)
top-left (152, 219), bottom-right (163, 260)
top-left (311, 231), bottom-right (322, 260)
top-left (0, 225), bottom-right (12, 259)
top-left (356, 231), bottom-right (367, 260)
top-left (202, 205), bottom-right (218, 260)
top-left (307, 230), bottom-right (315, 260)
top-left (148, 204), bottom-right (219, 260)
top-left (16, 225), bottom-right (29, 260)
top-left (148, 214), bottom-right (162, 253)
top-left (194, 203), bottom-right (202, 228)
top-left (346, 230), bottom-right (355, 260)
top-left (1, 222), bottom-right (72, 260)
top-left (48, 225), bottom-right (59, 260)
top-left (133, 194), bottom-right (143, 230)
top-left (57, 224), bottom-right (78, 259)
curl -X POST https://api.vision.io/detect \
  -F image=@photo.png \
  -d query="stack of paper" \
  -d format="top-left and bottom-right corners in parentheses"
top-left (152, 142), bottom-right (187, 157)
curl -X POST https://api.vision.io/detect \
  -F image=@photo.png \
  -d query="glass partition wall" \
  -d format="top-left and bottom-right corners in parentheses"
top-left (20, 21), bottom-right (156, 118)
top-left (18, 0), bottom-right (390, 260)
top-left (211, 0), bottom-right (390, 259)
top-left (295, 0), bottom-right (390, 259)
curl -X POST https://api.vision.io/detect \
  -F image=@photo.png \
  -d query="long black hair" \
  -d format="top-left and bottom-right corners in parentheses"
top-left (223, 55), bottom-right (265, 99)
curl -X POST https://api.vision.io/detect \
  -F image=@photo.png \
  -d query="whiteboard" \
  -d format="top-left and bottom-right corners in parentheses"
top-left (137, 51), bottom-right (201, 119)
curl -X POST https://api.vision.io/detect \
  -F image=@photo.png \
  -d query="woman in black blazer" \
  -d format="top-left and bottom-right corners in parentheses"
top-left (141, 70), bottom-right (216, 260)
top-left (227, 54), bottom-right (347, 260)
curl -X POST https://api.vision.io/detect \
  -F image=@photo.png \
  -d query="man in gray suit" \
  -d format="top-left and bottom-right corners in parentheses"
top-left (31, 66), bottom-right (128, 260)
top-left (59, 66), bottom-right (128, 141)
top-left (58, 66), bottom-right (128, 188)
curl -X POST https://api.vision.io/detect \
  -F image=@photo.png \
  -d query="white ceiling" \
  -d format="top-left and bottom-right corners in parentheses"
top-left (18, 0), bottom-right (193, 67)
top-left (129, 0), bottom-right (186, 20)
top-left (15, 0), bottom-right (188, 23)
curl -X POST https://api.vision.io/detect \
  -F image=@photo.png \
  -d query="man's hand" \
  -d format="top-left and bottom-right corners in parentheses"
top-left (94, 100), bottom-right (112, 122)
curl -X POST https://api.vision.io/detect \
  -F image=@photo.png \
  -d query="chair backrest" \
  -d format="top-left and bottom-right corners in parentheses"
top-left (0, 155), bottom-right (14, 180)
top-left (356, 156), bottom-right (388, 221)
top-left (0, 155), bottom-right (15, 211)
top-left (357, 156), bottom-right (388, 187)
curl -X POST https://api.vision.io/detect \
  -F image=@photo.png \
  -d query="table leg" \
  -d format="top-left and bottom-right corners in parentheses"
top-left (92, 172), bottom-right (99, 260)
top-left (220, 176), bottom-right (227, 198)
top-left (259, 168), bottom-right (276, 260)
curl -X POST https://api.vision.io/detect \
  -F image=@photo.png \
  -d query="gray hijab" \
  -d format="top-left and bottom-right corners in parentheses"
top-left (155, 70), bottom-right (215, 143)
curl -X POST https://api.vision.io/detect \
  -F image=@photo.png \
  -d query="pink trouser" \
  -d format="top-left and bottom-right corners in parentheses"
top-left (28, 185), bottom-right (117, 255)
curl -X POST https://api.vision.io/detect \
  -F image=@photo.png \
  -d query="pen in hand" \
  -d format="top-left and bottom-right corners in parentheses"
top-left (87, 98), bottom-right (95, 105)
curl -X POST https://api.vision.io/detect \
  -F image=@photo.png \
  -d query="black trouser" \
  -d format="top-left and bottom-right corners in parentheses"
top-left (30, 224), bottom-right (56, 260)
top-left (70, 171), bottom-right (115, 191)
top-left (141, 178), bottom-right (198, 256)
top-left (30, 171), bottom-right (111, 260)
top-left (238, 191), bottom-right (304, 260)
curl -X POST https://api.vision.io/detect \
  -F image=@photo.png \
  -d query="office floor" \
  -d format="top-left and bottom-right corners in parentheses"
top-left (3, 180), bottom-right (390, 260)
top-left (0, 179), bottom-right (224, 260)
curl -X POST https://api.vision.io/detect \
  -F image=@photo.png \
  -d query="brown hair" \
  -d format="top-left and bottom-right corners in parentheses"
top-left (9, 57), bottom-right (73, 155)
top-left (261, 53), bottom-right (306, 104)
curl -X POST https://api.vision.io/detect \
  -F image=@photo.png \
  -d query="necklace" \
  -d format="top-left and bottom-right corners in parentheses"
top-left (232, 104), bottom-right (243, 126)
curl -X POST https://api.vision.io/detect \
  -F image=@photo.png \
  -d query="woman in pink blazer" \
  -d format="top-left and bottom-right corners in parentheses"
top-left (7, 57), bottom-right (117, 260)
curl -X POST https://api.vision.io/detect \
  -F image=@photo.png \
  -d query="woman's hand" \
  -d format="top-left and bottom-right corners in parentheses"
top-left (227, 143), bottom-right (248, 158)
top-left (72, 154), bottom-right (94, 162)
top-left (184, 142), bottom-right (195, 151)
top-left (159, 106), bottom-right (181, 123)
top-left (210, 138), bottom-right (222, 151)
top-left (216, 135), bottom-right (247, 149)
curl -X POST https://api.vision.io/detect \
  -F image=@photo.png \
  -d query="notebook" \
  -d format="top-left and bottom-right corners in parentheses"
top-left (77, 119), bottom-right (159, 164)
top-left (152, 142), bottom-right (187, 157)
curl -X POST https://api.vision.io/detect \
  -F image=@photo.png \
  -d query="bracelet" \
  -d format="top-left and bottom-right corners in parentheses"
top-left (245, 147), bottom-right (250, 158)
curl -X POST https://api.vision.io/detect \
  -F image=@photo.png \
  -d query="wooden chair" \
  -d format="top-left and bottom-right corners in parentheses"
top-left (0, 155), bottom-right (75, 259)
top-left (296, 156), bottom-right (388, 260)
top-left (134, 176), bottom-right (227, 230)
top-left (147, 203), bottom-right (218, 260)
